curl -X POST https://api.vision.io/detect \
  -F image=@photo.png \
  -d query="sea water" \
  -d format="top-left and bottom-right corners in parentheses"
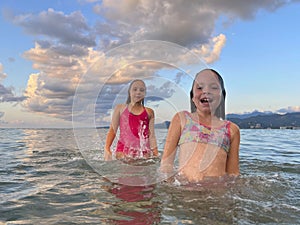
top-left (0, 128), bottom-right (299, 224)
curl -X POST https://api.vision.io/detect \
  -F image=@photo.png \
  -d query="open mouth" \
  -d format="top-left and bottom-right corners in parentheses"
top-left (200, 97), bottom-right (212, 104)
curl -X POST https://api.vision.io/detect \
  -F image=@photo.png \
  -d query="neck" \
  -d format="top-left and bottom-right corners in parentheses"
top-left (196, 109), bottom-right (212, 117)
top-left (129, 102), bottom-right (143, 107)
top-left (195, 109), bottom-right (218, 125)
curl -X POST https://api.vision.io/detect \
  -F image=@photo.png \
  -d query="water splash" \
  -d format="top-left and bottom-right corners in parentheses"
top-left (138, 120), bottom-right (149, 158)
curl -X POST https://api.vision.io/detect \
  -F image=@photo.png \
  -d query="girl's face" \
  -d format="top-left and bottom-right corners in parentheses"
top-left (129, 80), bottom-right (146, 104)
top-left (192, 70), bottom-right (222, 114)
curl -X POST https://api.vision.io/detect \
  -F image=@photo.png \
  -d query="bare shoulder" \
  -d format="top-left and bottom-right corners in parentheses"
top-left (115, 104), bottom-right (126, 113)
top-left (164, 112), bottom-right (185, 137)
top-left (171, 111), bottom-right (187, 126)
top-left (228, 121), bottom-right (240, 139)
top-left (145, 107), bottom-right (155, 117)
top-left (229, 121), bottom-right (240, 132)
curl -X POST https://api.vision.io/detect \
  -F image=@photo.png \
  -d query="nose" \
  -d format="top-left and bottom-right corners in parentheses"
top-left (202, 86), bottom-right (210, 93)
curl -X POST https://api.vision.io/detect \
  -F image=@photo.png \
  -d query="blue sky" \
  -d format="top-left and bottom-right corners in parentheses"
top-left (0, 0), bottom-right (300, 128)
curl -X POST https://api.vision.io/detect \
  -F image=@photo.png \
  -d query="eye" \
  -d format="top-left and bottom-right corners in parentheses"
top-left (211, 85), bottom-right (220, 90)
top-left (196, 86), bottom-right (203, 90)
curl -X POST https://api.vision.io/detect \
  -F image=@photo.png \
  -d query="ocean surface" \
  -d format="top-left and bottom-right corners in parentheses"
top-left (0, 128), bottom-right (299, 224)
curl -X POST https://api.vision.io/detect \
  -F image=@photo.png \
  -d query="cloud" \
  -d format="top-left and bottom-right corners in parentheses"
top-left (276, 106), bottom-right (300, 114)
top-left (22, 42), bottom-right (91, 74)
top-left (89, 0), bottom-right (297, 69)
top-left (0, 63), bottom-right (7, 81)
top-left (22, 37), bottom-right (197, 123)
top-left (22, 68), bottom-right (88, 121)
top-left (94, 0), bottom-right (216, 49)
top-left (192, 34), bottom-right (227, 64)
top-left (93, 65), bottom-right (180, 122)
top-left (0, 84), bottom-right (26, 102)
top-left (0, 63), bottom-right (26, 103)
top-left (0, 115), bottom-right (8, 126)
top-left (7, 1), bottom-right (298, 125)
top-left (237, 106), bottom-right (300, 116)
top-left (12, 8), bottom-right (96, 47)
top-left (78, 0), bottom-right (100, 4)
top-left (147, 82), bottom-right (176, 99)
top-left (93, 0), bottom-right (294, 49)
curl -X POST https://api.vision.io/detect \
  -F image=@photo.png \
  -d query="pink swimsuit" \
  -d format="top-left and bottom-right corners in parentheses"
top-left (116, 107), bottom-right (151, 157)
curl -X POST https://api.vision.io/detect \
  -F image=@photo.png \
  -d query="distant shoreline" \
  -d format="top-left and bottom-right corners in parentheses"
top-left (1, 112), bottom-right (300, 130)
top-left (227, 112), bottom-right (300, 129)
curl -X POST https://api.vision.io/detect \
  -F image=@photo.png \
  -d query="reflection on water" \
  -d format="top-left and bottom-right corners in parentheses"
top-left (102, 183), bottom-right (161, 224)
top-left (0, 128), bottom-right (299, 224)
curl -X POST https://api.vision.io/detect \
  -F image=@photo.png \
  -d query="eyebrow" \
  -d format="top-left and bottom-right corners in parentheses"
top-left (195, 82), bottom-right (220, 86)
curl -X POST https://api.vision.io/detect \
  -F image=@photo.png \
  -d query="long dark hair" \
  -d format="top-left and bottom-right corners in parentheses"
top-left (126, 79), bottom-right (145, 105)
top-left (190, 69), bottom-right (226, 119)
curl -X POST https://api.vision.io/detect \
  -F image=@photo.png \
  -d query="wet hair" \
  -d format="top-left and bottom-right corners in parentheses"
top-left (190, 69), bottom-right (226, 119)
top-left (126, 79), bottom-right (145, 105)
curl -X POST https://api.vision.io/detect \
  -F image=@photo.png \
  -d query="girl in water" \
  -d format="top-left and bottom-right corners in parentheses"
top-left (160, 69), bottom-right (240, 183)
top-left (105, 79), bottom-right (158, 160)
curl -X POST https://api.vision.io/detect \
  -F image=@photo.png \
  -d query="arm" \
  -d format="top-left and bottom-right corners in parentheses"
top-left (226, 122), bottom-right (240, 175)
top-left (147, 107), bottom-right (158, 157)
top-left (160, 112), bottom-right (182, 173)
top-left (104, 104), bottom-right (122, 160)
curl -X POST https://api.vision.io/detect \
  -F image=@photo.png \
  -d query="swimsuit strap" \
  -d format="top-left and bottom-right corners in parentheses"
top-left (125, 105), bottom-right (147, 116)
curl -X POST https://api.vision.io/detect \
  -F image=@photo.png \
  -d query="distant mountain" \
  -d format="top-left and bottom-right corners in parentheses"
top-left (98, 112), bottom-right (300, 130)
top-left (226, 110), bottom-right (274, 119)
top-left (227, 112), bottom-right (300, 129)
top-left (155, 112), bottom-right (300, 129)
top-left (155, 121), bottom-right (170, 129)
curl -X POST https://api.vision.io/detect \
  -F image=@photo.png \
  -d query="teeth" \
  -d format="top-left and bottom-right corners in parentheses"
top-left (200, 98), bottom-right (210, 103)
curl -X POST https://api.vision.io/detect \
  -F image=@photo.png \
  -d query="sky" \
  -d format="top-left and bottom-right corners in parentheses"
top-left (0, 0), bottom-right (300, 128)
